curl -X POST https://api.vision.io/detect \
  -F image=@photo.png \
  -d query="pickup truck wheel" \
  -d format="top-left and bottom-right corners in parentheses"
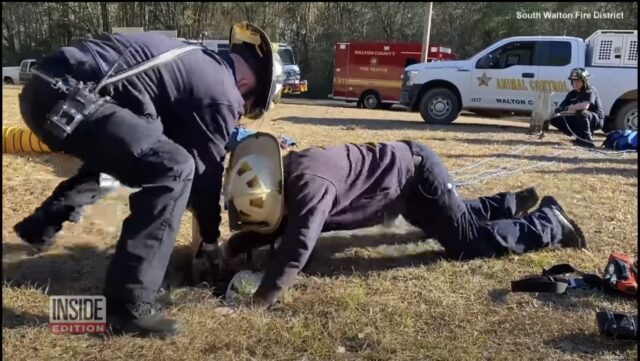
top-left (419, 88), bottom-right (459, 124)
top-left (613, 102), bottom-right (637, 130)
top-left (361, 91), bottom-right (381, 109)
top-left (3, 77), bottom-right (14, 85)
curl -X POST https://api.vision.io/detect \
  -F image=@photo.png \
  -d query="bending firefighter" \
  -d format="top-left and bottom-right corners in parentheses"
top-left (216, 133), bottom-right (587, 309)
top-left (14, 22), bottom-right (283, 337)
top-left (545, 67), bottom-right (605, 148)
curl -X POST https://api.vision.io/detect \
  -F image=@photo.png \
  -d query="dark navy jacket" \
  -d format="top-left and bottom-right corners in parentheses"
top-left (256, 141), bottom-right (416, 304)
top-left (36, 32), bottom-right (245, 243)
top-left (557, 85), bottom-right (604, 120)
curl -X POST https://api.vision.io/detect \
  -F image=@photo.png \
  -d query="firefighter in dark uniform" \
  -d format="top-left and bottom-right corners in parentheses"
top-left (547, 68), bottom-right (605, 148)
top-left (219, 134), bottom-right (587, 309)
top-left (14, 22), bottom-right (282, 337)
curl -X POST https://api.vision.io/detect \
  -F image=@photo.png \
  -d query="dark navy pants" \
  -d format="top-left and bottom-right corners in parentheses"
top-left (18, 71), bottom-right (194, 305)
top-left (549, 110), bottom-right (603, 141)
top-left (401, 141), bottom-right (565, 260)
top-left (465, 192), bottom-right (518, 221)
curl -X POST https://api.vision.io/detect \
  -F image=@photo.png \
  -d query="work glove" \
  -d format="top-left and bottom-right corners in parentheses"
top-left (191, 235), bottom-right (267, 289)
top-left (250, 284), bottom-right (283, 311)
top-left (191, 241), bottom-right (225, 286)
top-left (249, 294), bottom-right (273, 311)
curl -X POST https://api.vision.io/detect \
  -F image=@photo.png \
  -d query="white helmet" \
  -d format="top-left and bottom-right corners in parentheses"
top-left (224, 132), bottom-right (284, 234)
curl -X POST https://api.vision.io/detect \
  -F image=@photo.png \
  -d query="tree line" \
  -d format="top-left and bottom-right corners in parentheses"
top-left (2, 2), bottom-right (637, 98)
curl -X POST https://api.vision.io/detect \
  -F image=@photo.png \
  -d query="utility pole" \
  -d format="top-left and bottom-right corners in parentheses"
top-left (421, 2), bottom-right (433, 63)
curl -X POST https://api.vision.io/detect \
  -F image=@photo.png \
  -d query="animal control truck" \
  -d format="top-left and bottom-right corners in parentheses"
top-left (400, 30), bottom-right (638, 131)
top-left (332, 42), bottom-right (458, 109)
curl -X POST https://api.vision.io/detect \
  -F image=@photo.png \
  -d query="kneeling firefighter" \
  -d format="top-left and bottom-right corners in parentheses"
top-left (546, 67), bottom-right (605, 148)
top-left (14, 22), bottom-right (283, 337)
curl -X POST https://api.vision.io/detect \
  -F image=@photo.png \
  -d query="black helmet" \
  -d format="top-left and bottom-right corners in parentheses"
top-left (568, 67), bottom-right (590, 82)
top-left (229, 22), bottom-right (278, 120)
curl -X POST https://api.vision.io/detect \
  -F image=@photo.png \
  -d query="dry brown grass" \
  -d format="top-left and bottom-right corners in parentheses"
top-left (2, 86), bottom-right (638, 361)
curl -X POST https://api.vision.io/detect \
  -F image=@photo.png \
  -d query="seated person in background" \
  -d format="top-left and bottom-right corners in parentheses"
top-left (546, 68), bottom-right (605, 148)
top-left (209, 133), bottom-right (587, 309)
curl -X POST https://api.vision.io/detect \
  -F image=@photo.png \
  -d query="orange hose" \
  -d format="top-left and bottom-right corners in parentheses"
top-left (2, 125), bottom-right (51, 153)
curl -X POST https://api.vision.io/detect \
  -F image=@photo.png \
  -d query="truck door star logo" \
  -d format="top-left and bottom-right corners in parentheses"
top-left (477, 72), bottom-right (492, 87)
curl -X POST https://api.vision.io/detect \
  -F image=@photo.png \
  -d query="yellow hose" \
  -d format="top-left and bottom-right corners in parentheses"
top-left (2, 125), bottom-right (51, 153)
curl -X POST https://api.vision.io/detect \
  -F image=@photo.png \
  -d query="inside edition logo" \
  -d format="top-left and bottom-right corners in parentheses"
top-left (49, 296), bottom-right (107, 334)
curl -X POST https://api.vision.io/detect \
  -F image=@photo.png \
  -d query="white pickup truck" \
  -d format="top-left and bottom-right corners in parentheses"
top-left (2, 59), bottom-right (37, 85)
top-left (400, 30), bottom-right (638, 131)
top-left (3, 65), bottom-right (20, 84)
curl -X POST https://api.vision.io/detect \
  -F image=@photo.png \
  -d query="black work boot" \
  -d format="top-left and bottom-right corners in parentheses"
top-left (107, 301), bottom-right (181, 338)
top-left (538, 196), bottom-right (587, 249)
top-left (514, 187), bottom-right (540, 217)
top-left (13, 212), bottom-right (61, 253)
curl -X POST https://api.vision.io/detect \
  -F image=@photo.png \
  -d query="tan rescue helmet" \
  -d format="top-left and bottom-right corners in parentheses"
top-left (224, 132), bottom-right (284, 234)
top-left (229, 22), bottom-right (282, 119)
